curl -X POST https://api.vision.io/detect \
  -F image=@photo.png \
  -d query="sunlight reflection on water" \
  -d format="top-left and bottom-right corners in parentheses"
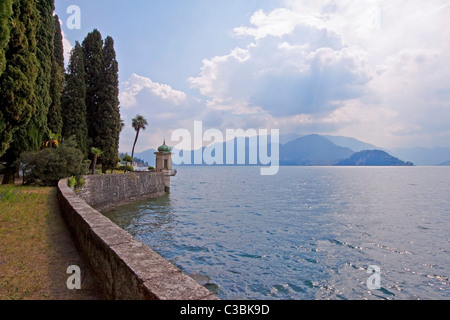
top-left (103, 167), bottom-right (450, 300)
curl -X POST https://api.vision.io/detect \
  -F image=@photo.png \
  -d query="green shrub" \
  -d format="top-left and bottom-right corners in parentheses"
top-left (76, 177), bottom-right (86, 189)
top-left (68, 176), bottom-right (77, 188)
top-left (123, 155), bottom-right (133, 164)
top-left (119, 165), bottom-right (134, 173)
top-left (20, 137), bottom-right (90, 186)
top-left (67, 176), bottom-right (85, 190)
top-left (148, 166), bottom-right (155, 171)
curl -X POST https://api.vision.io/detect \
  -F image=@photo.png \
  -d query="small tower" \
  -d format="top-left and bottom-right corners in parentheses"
top-left (154, 140), bottom-right (176, 192)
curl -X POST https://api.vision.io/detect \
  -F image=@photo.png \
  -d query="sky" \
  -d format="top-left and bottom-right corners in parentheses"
top-left (55, 0), bottom-right (450, 153)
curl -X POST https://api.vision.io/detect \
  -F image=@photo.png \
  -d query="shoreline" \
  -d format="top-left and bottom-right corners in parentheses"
top-left (57, 175), bottom-right (218, 300)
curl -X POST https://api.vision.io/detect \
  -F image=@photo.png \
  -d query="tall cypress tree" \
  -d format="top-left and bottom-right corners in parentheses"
top-left (47, 14), bottom-right (64, 136)
top-left (0, 0), bottom-right (13, 158)
top-left (0, 0), bottom-right (13, 77)
top-left (0, 0), bottom-right (39, 183)
top-left (98, 36), bottom-right (121, 172)
top-left (82, 29), bottom-right (104, 153)
top-left (62, 42), bottom-right (88, 156)
top-left (24, 0), bottom-right (55, 150)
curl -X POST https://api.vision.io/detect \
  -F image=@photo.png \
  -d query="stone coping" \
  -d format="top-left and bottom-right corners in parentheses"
top-left (57, 178), bottom-right (218, 300)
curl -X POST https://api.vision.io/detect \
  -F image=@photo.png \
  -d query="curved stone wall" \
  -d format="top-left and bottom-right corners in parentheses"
top-left (57, 175), bottom-right (218, 300)
top-left (76, 172), bottom-right (166, 211)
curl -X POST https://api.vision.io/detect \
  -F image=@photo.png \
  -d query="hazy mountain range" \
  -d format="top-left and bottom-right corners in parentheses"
top-left (133, 134), bottom-right (450, 167)
top-left (279, 134), bottom-right (354, 166)
top-left (437, 159), bottom-right (450, 166)
top-left (389, 147), bottom-right (450, 166)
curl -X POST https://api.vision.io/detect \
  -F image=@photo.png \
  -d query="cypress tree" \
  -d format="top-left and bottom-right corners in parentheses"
top-left (0, 0), bottom-right (13, 158)
top-left (0, 0), bottom-right (13, 77)
top-left (62, 42), bottom-right (88, 156)
top-left (25, 0), bottom-right (55, 150)
top-left (0, 0), bottom-right (39, 183)
top-left (98, 36), bottom-right (121, 172)
top-left (82, 29), bottom-right (104, 152)
top-left (47, 14), bottom-right (64, 136)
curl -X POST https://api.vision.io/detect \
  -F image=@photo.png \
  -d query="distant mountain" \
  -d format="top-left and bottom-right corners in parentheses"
top-left (279, 133), bottom-right (302, 145)
top-left (390, 147), bottom-right (450, 166)
top-left (280, 134), bottom-right (354, 166)
top-left (324, 135), bottom-right (383, 152)
top-left (279, 134), bottom-right (381, 152)
top-left (338, 150), bottom-right (414, 166)
top-left (135, 138), bottom-right (278, 167)
top-left (134, 149), bottom-right (157, 167)
top-left (133, 134), bottom-right (422, 167)
top-left (437, 160), bottom-right (450, 166)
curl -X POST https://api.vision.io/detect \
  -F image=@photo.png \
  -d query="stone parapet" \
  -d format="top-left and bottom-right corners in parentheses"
top-left (76, 172), bottom-right (166, 211)
top-left (57, 177), bottom-right (218, 300)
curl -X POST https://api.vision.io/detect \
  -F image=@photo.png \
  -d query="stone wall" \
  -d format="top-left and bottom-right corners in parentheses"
top-left (57, 176), bottom-right (218, 300)
top-left (76, 172), bottom-right (166, 211)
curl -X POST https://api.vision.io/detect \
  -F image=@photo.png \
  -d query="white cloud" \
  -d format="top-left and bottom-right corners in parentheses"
top-left (118, 73), bottom-right (216, 153)
top-left (187, 0), bottom-right (450, 148)
top-left (120, 73), bottom-right (187, 108)
top-left (190, 25), bottom-right (370, 117)
top-left (59, 21), bottom-right (73, 66)
top-left (233, 8), bottom-right (304, 40)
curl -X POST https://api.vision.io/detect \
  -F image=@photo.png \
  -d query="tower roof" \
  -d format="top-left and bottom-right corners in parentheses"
top-left (157, 140), bottom-right (171, 153)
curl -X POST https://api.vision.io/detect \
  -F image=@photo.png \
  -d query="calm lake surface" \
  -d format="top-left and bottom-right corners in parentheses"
top-left (103, 167), bottom-right (450, 300)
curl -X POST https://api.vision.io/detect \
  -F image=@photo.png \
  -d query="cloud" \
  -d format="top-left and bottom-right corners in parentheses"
top-left (233, 8), bottom-right (304, 40)
top-left (251, 45), bottom-right (371, 117)
top-left (118, 73), bottom-right (218, 153)
top-left (120, 73), bottom-right (187, 108)
top-left (60, 22), bottom-right (73, 66)
top-left (187, 0), bottom-right (450, 148)
top-left (190, 23), bottom-right (370, 118)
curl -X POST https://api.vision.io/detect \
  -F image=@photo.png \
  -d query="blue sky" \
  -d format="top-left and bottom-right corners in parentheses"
top-left (55, 0), bottom-right (450, 153)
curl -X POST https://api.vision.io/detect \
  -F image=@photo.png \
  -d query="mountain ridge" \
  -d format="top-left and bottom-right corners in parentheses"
top-left (280, 134), bottom-right (354, 166)
top-left (437, 159), bottom-right (450, 166)
top-left (389, 147), bottom-right (450, 166)
top-left (133, 134), bottom-right (415, 167)
top-left (337, 150), bottom-right (414, 166)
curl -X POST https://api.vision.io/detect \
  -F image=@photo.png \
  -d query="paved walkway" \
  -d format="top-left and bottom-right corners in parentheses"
top-left (0, 176), bottom-right (104, 300)
top-left (43, 192), bottom-right (105, 300)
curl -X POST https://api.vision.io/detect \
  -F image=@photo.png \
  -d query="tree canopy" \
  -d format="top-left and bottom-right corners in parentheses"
top-left (27, 0), bottom-right (55, 151)
top-left (62, 42), bottom-right (88, 156)
top-left (47, 14), bottom-right (64, 136)
top-left (0, 0), bottom-right (39, 183)
top-left (1, 3), bottom-right (121, 184)
top-left (82, 29), bottom-right (104, 151)
top-left (0, 0), bottom-right (13, 78)
top-left (131, 115), bottom-right (149, 161)
top-left (97, 36), bottom-right (121, 172)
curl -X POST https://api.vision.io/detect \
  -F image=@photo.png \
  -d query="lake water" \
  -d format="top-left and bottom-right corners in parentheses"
top-left (103, 167), bottom-right (450, 300)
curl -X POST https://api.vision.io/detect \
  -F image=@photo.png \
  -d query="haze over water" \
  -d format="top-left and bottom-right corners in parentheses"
top-left (103, 167), bottom-right (450, 300)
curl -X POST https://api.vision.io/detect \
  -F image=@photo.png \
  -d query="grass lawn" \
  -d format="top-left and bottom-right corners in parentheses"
top-left (0, 184), bottom-right (103, 300)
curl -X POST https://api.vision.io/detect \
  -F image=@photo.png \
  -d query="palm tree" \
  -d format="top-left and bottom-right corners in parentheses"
top-left (131, 115), bottom-right (148, 161)
top-left (90, 147), bottom-right (103, 175)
